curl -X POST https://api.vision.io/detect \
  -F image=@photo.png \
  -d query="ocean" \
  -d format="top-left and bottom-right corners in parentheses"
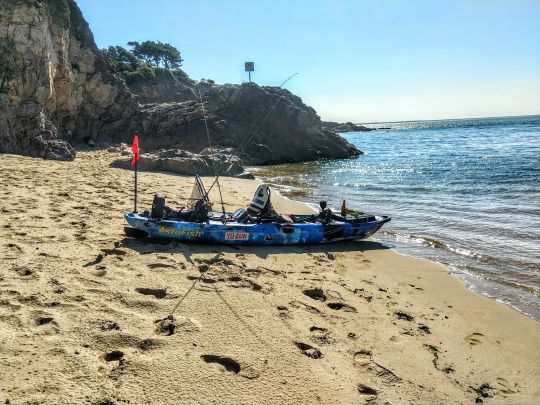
top-left (249, 115), bottom-right (540, 320)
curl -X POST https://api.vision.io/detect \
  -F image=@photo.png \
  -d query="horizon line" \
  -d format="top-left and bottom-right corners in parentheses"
top-left (356, 113), bottom-right (540, 125)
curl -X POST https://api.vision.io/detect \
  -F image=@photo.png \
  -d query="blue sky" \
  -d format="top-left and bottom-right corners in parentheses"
top-left (78, 0), bottom-right (540, 122)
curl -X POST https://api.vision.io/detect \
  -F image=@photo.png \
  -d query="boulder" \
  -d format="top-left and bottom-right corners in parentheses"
top-left (110, 149), bottom-right (250, 177)
top-left (111, 83), bottom-right (362, 165)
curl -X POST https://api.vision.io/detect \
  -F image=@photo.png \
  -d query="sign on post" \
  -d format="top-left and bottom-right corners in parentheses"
top-left (245, 62), bottom-right (254, 82)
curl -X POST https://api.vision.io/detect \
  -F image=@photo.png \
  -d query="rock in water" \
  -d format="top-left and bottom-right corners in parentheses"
top-left (322, 121), bottom-right (374, 132)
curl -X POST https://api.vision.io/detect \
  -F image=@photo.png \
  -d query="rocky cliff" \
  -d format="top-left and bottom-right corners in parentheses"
top-left (116, 82), bottom-right (362, 165)
top-left (0, 0), bottom-right (360, 164)
top-left (0, 0), bottom-right (135, 160)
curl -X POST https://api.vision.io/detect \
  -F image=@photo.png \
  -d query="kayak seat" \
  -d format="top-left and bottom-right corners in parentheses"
top-left (166, 208), bottom-right (193, 221)
top-left (232, 208), bottom-right (249, 223)
top-left (248, 185), bottom-right (271, 216)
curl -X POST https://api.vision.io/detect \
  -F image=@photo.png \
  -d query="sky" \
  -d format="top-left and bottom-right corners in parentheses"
top-left (77, 0), bottom-right (540, 123)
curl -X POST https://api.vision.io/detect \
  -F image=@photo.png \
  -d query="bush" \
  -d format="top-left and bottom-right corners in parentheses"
top-left (124, 65), bottom-right (156, 85)
top-left (103, 41), bottom-right (195, 87)
top-left (0, 39), bottom-right (17, 94)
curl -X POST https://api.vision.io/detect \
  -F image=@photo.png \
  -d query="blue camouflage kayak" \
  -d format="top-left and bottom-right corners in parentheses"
top-left (123, 181), bottom-right (391, 245)
top-left (124, 211), bottom-right (390, 245)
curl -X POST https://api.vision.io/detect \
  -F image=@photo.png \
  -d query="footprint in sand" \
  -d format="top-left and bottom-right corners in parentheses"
top-left (353, 288), bottom-right (373, 302)
top-left (309, 325), bottom-right (335, 345)
top-left (103, 350), bottom-right (124, 363)
top-left (465, 332), bottom-right (484, 346)
top-left (148, 263), bottom-right (177, 270)
top-left (101, 320), bottom-right (121, 331)
top-left (289, 300), bottom-right (320, 314)
top-left (154, 316), bottom-right (177, 335)
top-left (327, 302), bottom-right (357, 312)
top-left (495, 377), bottom-right (517, 396)
top-left (154, 315), bottom-right (200, 336)
top-left (83, 254), bottom-right (104, 267)
top-left (294, 341), bottom-right (323, 359)
top-left (91, 266), bottom-right (107, 277)
top-left (138, 338), bottom-right (161, 351)
top-left (201, 354), bottom-right (241, 373)
top-left (353, 349), bottom-right (401, 384)
top-left (135, 288), bottom-right (167, 299)
top-left (277, 305), bottom-right (290, 318)
top-left (226, 276), bottom-right (263, 292)
top-left (35, 316), bottom-right (57, 326)
top-left (357, 383), bottom-right (378, 396)
top-left (14, 266), bottom-right (38, 279)
top-left (394, 311), bottom-right (414, 321)
top-left (303, 288), bottom-right (327, 302)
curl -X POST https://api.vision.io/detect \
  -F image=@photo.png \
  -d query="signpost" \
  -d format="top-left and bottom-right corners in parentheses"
top-left (245, 61), bottom-right (254, 83)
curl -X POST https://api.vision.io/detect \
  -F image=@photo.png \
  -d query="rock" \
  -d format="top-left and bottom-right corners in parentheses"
top-left (115, 83), bottom-right (362, 165)
top-left (119, 143), bottom-right (131, 156)
top-left (322, 121), bottom-right (374, 132)
top-left (0, 0), bottom-right (135, 161)
top-left (110, 148), bottom-right (246, 177)
top-left (0, 0), bottom-right (361, 166)
top-left (236, 172), bottom-right (255, 179)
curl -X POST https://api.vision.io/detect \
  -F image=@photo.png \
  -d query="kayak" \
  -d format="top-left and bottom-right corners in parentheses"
top-left (124, 211), bottom-right (391, 245)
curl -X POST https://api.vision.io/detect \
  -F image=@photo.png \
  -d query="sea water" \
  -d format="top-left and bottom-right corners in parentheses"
top-left (249, 115), bottom-right (540, 319)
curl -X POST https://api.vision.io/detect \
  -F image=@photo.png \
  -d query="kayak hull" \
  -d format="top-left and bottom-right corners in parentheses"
top-left (124, 212), bottom-right (391, 245)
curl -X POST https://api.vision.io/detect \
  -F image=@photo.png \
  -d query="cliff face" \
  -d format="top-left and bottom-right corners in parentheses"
top-left (0, 0), bottom-right (134, 160)
top-left (0, 0), bottom-right (360, 164)
top-left (116, 82), bottom-right (361, 165)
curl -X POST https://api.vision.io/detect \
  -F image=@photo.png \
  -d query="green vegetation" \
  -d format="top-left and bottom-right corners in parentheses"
top-left (0, 39), bottom-right (17, 94)
top-left (127, 41), bottom-right (183, 70)
top-left (103, 41), bottom-right (190, 86)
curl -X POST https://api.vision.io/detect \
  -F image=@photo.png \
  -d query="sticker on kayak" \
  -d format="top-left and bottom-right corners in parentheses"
top-left (225, 232), bottom-right (249, 240)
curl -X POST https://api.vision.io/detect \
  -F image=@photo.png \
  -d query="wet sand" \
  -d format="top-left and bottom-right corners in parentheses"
top-left (1, 150), bottom-right (539, 404)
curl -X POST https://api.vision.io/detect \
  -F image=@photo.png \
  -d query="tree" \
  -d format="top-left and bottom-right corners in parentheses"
top-left (127, 41), bottom-right (183, 70)
top-left (104, 46), bottom-right (142, 73)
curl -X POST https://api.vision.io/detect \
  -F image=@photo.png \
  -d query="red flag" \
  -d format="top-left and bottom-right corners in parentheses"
top-left (131, 134), bottom-right (139, 166)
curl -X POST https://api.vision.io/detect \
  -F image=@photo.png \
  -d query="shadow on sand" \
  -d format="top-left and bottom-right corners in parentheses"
top-left (118, 236), bottom-right (391, 261)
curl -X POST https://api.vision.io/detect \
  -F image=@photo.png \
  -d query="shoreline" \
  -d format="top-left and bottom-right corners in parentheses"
top-left (248, 160), bottom-right (540, 323)
top-left (265, 178), bottom-right (539, 322)
top-left (1, 150), bottom-right (539, 404)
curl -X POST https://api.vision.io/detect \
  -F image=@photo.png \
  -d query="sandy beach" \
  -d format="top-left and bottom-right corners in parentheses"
top-left (1, 150), bottom-right (539, 405)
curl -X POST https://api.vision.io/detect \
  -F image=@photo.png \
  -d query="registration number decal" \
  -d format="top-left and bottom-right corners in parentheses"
top-left (225, 232), bottom-right (249, 240)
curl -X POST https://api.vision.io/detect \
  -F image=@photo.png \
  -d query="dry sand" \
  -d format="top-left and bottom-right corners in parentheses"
top-left (1, 150), bottom-right (539, 405)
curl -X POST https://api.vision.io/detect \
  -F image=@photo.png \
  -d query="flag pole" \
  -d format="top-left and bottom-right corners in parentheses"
top-left (133, 130), bottom-right (139, 213)
top-left (134, 158), bottom-right (137, 213)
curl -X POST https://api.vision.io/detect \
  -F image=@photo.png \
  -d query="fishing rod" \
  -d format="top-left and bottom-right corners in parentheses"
top-left (192, 73), bottom-right (299, 221)
top-left (197, 82), bottom-right (227, 221)
top-left (240, 72), bottom-right (299, 153)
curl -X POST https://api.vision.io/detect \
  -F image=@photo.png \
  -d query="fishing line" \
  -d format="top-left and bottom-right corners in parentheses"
top-left (241, 72), bottom-right (299, 153)
top-left (197, 82), bottom-right (227, 221)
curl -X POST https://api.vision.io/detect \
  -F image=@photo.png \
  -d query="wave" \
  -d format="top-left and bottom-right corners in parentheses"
top-left (379, 229), bottom-right (540, 273)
